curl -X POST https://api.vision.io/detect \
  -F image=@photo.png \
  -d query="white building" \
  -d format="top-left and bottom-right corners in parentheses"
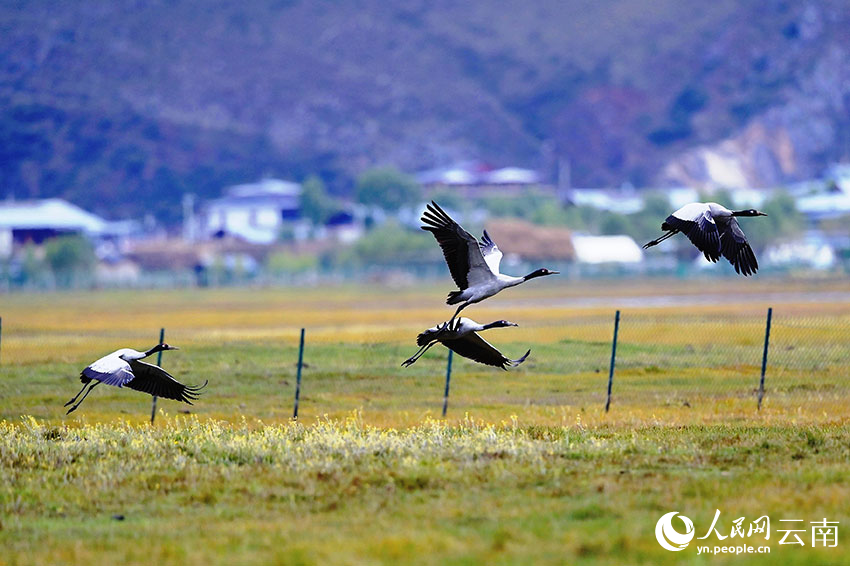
top-left (571, 234), bottom-right (644, 264)
top-left (200, 179), bottom-right (303, 245)
top-left (763, 231), bottom-right (837, 270)
top-left (415, 161), bottom-right (546, 197)
top-left (0, 198), bottom-right (110, 257)
top-left (567, 188), bottom-right (645, 214)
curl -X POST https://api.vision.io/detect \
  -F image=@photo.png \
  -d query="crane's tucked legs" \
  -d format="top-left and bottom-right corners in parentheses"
top-left (64, 381), bottom-right (90, 407)
top-left (643, 230), bottom-right (677, 249)
top-left (401, 341), bottom-right (438, 367)
top-left (65, 382), bottom-right (99, 414)
top-left (448, 302), bottom-right (469, 325)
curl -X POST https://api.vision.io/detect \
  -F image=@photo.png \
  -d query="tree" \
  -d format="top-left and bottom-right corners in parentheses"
top-left (742, 191), bottom-right (805, 250)
top-left (148, 167), bottom-right (186, 225)
top-left (428, 189), bottom-right (465, 213)
top-left (18, 244), bottom-right (48, 288)
top-left (265, 250), bottom-right (318, 275)
top-left (355, 167), bottom-right (420, 212)
top-left (44, 234), bottom-right (96, 288)
top-left (482, 190), bottom-right (559, 220)
top-left (300, 175), bottom-right (335, 225)
top-left (641, 191), bottom-right (671, 219)
top-left (630, 191), bottom-right (671, 242)
top-left (599, 212), bottom-right (635, 236)
top-left (350, 221), bottom-right (436, 264)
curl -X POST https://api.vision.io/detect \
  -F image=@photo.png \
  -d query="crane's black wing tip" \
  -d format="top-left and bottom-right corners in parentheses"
top-left (422, 202), bottom-right (455, 226)
top-left (731, 243), bottom-right (759, 276)
top-left (187, 379), bottom-right (209, 392)
top-left (515, 349), bottom-right (532, 364)
top-left (180, 380), bottom-right (208, 403)
top-left (502, 349), bottom-right (531, 370)
top-left (421, 213), bottom-right (449, 231)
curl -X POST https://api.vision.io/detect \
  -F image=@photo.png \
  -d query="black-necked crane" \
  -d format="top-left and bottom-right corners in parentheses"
top-left (421, 201), bottom-right (558, 321)
top-left (401, 317), bottom-right (530, 369)
top-left (64, 343), bottom-right (207, 414)
top-left (642, 202), bottom-right (767, 276)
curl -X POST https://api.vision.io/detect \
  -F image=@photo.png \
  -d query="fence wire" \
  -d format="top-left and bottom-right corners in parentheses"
top-left (273, 309), bottom-right (850, 422)
top-left (3, 308), bottom-right (849, 424)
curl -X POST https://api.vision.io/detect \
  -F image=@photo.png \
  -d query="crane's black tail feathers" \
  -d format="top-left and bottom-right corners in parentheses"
top-left (416, 330), bottom-right (436, 347)
top-left (416, 321), bottom-right (451, 347)
top-left (447, 290), bottom-right (463, 304)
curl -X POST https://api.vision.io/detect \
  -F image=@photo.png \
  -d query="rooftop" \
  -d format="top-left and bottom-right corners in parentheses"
top-left (0, 198), bottom-right (108, 234)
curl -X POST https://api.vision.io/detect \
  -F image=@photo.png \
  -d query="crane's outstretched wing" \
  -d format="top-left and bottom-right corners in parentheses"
top-left (718, 218), bottom-right (759, 276)
top-left (480, 230), bottom-right (503, 275)
top-left (126, 360), bottom-right (207, 404)
top-left (421, 201), bottom-right (491, 289)
top-left (663, 210), bottom-right (721, 262)
top-left (445, 332), bottom-right (530, 370)
top-left (81, 355), bottom-right (135, 387)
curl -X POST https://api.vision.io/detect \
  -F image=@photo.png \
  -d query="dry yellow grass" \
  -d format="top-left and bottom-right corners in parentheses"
top-left (1, 277), bottom-right (848, 427)
top-left (2, 279), bottom-right (850, 565)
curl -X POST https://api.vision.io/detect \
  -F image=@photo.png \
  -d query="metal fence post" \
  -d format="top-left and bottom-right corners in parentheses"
top-left (605, 310), bottom-right (621, 413)
top-left (151, 327), bottom-right (165, 424)
top-left (442, 350), bottom-right (454, 417)
top-left (293, 328), bottom-right (305, 420)
top-left (757, 307), bottom-right (773, 411)
top-left (0, 316), bottom-right (3, 364)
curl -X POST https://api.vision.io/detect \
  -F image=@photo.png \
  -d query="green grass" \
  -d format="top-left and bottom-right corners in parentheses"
top-left (1, 280), bottom-right (849, 564)
top-left (1, 417), bottom-right (849, 565)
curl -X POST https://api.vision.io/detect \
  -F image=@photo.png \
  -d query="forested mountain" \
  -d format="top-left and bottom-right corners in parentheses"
top-left (2, 1), bottom-right (850, 223)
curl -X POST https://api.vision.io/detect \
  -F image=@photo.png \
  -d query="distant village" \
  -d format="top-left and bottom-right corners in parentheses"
top-left (1, 161), bottom-right (848, 289)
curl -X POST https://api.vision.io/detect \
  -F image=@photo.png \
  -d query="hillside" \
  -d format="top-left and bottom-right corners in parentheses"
top-left (2, 1), bottom-right (850, 223)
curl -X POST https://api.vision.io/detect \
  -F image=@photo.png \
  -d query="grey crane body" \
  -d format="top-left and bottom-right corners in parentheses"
top-left (642, 202), bottom-right (767, 276)
top-left (421, 201), bottom-right (558, 322)
top-left (402, 317), bottom-right (530, 370)
top-left (64, 343), bottom-right (207, 414)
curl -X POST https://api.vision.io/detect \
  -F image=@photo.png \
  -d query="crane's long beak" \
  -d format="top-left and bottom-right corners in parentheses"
top-left (167, 346), bottom-right (180, 350)
top-left (758, 212), bottom-right (768, 216)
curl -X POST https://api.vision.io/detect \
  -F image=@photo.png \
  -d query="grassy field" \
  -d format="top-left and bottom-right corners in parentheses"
top-left (1, 278), bottom-right (849, 564)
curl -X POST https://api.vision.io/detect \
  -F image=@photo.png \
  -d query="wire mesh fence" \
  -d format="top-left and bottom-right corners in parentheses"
top-left (762, 312), bottom-right (850, 413)
top-left (282, 308), bottom-right (850, 422)
top-left (2, 303), bottom-right (849, 424)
